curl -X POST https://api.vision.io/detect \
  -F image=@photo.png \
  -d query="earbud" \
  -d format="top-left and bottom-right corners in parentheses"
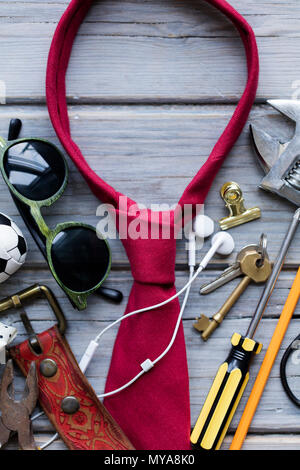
top-left (194, 214), bottom-right (215, 239)
top-left (200, 232), bottom-right (235, 269)
top-left (188, 214), bottom-right (215, 267)
top-left (212, 232), bottom-right (235, 255)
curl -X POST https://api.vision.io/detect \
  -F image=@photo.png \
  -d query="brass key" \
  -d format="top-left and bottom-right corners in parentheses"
top-left (194, 237), bottom-right (272, 340)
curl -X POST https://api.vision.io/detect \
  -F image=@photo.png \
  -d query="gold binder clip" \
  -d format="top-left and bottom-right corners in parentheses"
top-left (219, 182), bottom-right (261, 230)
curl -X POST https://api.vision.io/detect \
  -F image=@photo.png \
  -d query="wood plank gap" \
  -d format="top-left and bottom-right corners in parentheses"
top-left (3, 98), bottom-right (269, 106)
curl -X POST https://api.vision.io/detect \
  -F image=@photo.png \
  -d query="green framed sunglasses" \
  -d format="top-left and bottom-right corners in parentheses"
top-left (0, 119), bottom-right (122, 311)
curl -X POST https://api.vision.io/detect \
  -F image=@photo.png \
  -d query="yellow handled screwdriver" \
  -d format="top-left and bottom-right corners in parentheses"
top-left (191, 214), bottom-right (300, 450)
top-left (191, 243), bottom-right (272, 450)
top-left (190, 332), bottom-right (262, 450)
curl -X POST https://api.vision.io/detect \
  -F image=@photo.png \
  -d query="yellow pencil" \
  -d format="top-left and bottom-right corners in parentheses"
top-left (230, 267), bottom-right (300, 450)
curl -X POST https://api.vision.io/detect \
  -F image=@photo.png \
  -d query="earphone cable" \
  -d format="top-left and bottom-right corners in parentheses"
top-left (96, 265), bottom-right (196, 398)
top-left (36, 265), bottom-right (198, 450)
top-left (32, 231), bottom-right (227, 449)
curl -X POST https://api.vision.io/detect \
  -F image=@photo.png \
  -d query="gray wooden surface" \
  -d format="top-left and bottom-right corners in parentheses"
top-left (0, 0), bottom-right (300, 451)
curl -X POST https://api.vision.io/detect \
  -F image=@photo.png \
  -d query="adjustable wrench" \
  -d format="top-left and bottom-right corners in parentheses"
top-left (249, 99), bottom-right (300, 337)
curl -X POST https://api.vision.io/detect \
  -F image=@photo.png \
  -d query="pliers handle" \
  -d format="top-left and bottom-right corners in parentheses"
top-left (0, 360), bottom-right (38, 450)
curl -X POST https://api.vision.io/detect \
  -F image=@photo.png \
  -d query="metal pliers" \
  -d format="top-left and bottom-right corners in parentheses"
top-left (0, 359), bottom-right (38, 450)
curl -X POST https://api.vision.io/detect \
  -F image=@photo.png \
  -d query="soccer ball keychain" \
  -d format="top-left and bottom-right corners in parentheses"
top-left (0, 212), bottom-right (27, 284)
top-left (0, 212), bottom-right (27, 362)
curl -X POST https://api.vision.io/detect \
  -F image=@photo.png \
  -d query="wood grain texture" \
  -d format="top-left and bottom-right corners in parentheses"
top-left (0, 0), bottom-right (299, 451)
top-left (0, 1), bottom-right (300, 103)
top-left (3, 433), bottom-right (300, 451)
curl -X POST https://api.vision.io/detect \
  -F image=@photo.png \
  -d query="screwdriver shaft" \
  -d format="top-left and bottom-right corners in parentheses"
top-left (246, 208), bottom-right (300, 339)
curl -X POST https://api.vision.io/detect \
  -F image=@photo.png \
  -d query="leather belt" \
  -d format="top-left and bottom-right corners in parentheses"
top-left (0, 285), bottom-right (134, 451)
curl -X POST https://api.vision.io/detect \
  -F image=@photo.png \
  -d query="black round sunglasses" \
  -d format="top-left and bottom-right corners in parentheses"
top-left (0, 119), bottom-right (122, 310)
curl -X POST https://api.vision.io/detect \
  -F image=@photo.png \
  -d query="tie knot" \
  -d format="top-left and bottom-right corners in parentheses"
top-left (122, 236), bottom-right (177, 285)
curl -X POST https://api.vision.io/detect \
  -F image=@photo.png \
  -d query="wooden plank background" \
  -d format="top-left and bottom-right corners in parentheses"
top-left (0, 0), bottom-right (300, 451)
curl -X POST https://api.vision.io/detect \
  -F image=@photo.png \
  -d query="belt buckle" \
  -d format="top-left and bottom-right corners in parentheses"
top-left (0, 285), bottom-right (66, 354)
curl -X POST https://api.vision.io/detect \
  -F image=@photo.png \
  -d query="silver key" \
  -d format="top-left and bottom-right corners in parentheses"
top-left (199, 244), bottom-right (260, 295)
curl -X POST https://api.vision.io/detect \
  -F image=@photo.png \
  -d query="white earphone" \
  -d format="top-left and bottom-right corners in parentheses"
top-left (79, 214), bottom-right (235, 396)
top-left (188, 214), bottom-right (215, 267)
top-left (188, 214), bottom-right (234, 267)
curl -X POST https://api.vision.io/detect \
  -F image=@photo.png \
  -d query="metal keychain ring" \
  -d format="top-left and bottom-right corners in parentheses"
top-left (257, 233), bottom-right (267, 267)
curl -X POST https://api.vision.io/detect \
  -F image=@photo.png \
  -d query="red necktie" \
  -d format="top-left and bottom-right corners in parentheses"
top-left (46, 0), bottom-right (259, 450)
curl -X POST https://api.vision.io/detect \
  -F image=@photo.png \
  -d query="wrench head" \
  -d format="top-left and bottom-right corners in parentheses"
top-left (250, 125), bottom-right (286, 174)
top-left (268, 99), bottom-right (300, 126)
top-left (251, 100), bottom-right (300, 206)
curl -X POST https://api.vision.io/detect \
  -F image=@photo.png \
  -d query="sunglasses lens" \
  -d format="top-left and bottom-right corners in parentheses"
top-left (51, 227), bottom-right (110, 292)
top-left (3, 140), bottom-right (66, 200)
